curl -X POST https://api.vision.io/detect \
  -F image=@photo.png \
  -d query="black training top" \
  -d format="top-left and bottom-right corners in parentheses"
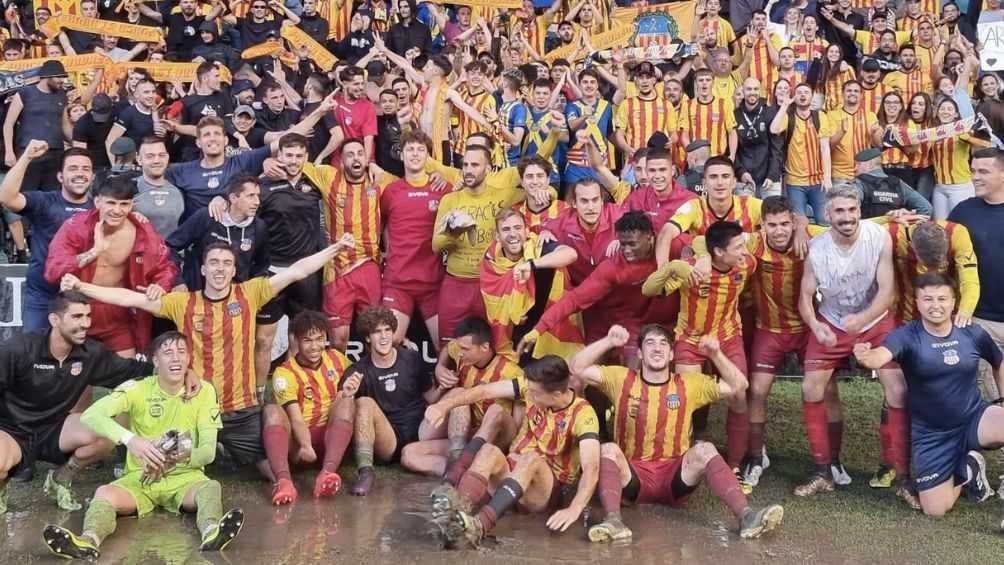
top-left (348, 347), bottom-right (433, 433)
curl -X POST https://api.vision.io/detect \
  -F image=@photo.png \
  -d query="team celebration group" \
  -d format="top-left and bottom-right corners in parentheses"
top-left (0, 0), bottom-right (1004, 557)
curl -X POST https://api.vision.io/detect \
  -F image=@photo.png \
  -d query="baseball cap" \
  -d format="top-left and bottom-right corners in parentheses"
top-left (686, 139), bottom-right (711, 152)
top-left (366, 60), bottom-right (386, 80)
top-left (855, 147), bottom-right (882, 161)
top-left (90, 93), bottom-right (113, 123)
top-left (647, 131), bottom-right (670, 149)
top-left (232, 79), bottom-right (255, 94)
top-left (38, 60), bottom-right (67, 78)
top-left (234, 105), bottom-right (256, 118)
top-left (110, 137), bottom-right (136, 156)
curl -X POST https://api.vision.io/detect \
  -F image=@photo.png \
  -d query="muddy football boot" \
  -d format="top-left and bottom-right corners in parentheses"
top-left (734, 467), bottom-right (754, 495)
top-left (445, 510), bottom-right (484, 549)
top-left (272, 478), bottom-right (299, 506)
top-left (894, 483), bottom-right (922, 511)
top-left (964, 451), bottom-right (995, 503)
top-left (869, 465), bottom-right (896, 489)
top-left (43, 470), bottom-right (82, 511)
top-left (793, 474), bottom-right (834, 497)
top-left (588, 515), bottom-right (633, 543)
top-left (350, 467), bottom-right (375, 496)
top-left (201, 509), bottom-right (245, 551)
top-left (830, 460), bottom-right (852, 487)
top-left (313, 470), bottom-right (342, 499)
top-left (739, 504), bottom-right (785, 539)
top-left (43, 525), bottom-right (99, 561)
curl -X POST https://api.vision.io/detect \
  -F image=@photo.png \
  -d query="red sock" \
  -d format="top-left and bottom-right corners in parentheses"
top-left (598, 458), bottom-right (624, 514)
top-left (704, 454), bottom-right (749, 518)
top-left (828, 421), bottom-right (844, 461)
top-left (475, 506), bottom-right (499, 533)
top-left (456, 471), bottom-right (490, 508)
top-left (748, 422), bottom-right (765, 458)
top-left (322, 419), bottom-right (353, 473)
top-left (887, 407), bottom-right (911, 476)
top-left (802, 400), bottom-right (831, 466)
top-left (445, 437), bottom-right (485, 486)
top-left (263, 425), bottom-right (292, 481)
top-left (726, 410), bottom-right (751, 467)
top-left (879, 405), bottom-right (892, 467)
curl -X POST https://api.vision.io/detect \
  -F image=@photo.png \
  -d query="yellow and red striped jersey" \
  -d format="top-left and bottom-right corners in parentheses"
top-left (883, 68), bottom-right (933, 110)
top-left (669, 195), bottom-right (763, 235)
top-left (932, 134), bottom-right (974, 184)
top-left (660, 257), bottom-right (756, 344)
top-left (326, 170), bottom-right (394, 273)
top-left (743, 32), bottom-right (784, 97)
top-left (789, 37), bottom-right (828, 69)
top-left (782, 111), bottom-right (832, 185)
top-left (452, 349), bottom-right (525, 423)
top-left (159, 278), bottom-right (274, 413)
top-left (826, 106), bottom-right (878, 179)
top-left (907, 118), bottom-right (934, 169)
top-left (509, 386), bottom-right (599, 483)
top-left (272, 349), bottom-right (351, 428)
top-left (681, 96), bottom-right (736, 157)
top-left (514, 199), bottom-right (567, 234)
top-left (615, 95), bottom-right (676, 152)
top-left (455, 85), bottom-right (496, 149)
top-left (747, 226), bottom-right (826, 333)
top-left (888, 220), bottom-right (980, 322)
top-left (509, 17), bottom-right (549, 56)
top-left (897, 15), bottom-right (929, 33)
top-left (700, 16), bottom-right (736, 49)
top-left (822, 68), bottom-right (857, 112)
top-left (853, 30), bottom-right (912, 54)
top-left (860, 83), bottom-right (890, 117)
top-left (881, 136), bottom-right (911, 166)
top-left (597, 366), bottom-right (720, 460)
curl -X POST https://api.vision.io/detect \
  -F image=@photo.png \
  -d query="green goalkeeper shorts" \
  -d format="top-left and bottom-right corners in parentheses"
top-left (111, 470), bottom-right (210, 517)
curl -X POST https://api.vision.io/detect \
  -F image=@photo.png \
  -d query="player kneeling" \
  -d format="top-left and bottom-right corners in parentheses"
top-left (855, 273), bottom-right (1004, 526)
top-left (42, 332), bottom-right (242, 560)
top-left (423, 356), bottom-right (600, 548)
top-left (570, 324), bottom-right (784, 541)
top-left (265, 311), bottom-right (359, 505)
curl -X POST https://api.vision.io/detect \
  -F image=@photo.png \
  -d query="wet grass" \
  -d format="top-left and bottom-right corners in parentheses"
top-left (3, 378), bottom-right (1002, 564)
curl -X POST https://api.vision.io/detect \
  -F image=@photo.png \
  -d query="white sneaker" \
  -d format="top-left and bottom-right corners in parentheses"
top-left (831, 462), bottom-right (852, 486)
top-left (761, 447), bottom-right (771, 470)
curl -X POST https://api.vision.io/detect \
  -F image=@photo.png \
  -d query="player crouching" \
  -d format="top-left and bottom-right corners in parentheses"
top-left (424, 356), bottom-right (600, 548)
top-left (265, 311), bottom-right (359, 505)
top-left (571, 324), bottom-right (784, 542)
top-left (42, 332), bottom-right (242, 560)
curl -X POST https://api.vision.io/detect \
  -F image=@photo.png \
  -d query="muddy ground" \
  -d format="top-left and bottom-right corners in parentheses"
top-left (3, 380), bottom-right (1003, 565)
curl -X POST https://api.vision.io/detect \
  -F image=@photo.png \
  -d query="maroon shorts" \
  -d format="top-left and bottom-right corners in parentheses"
top-left (382, 281), bottom-right (439, 321)
top-left (674, 334), bottom-right (748, 375)
top-left (89, 301), bottom-right (136, 352)
top-left (804, 315), bottom-right (899, 371)
top-left (631, 457), bottom-right (689, 506)
top-left (437, 275), bottom-right (486, 345)
top-left (323, 261), bottom-right (382, 329)
top-left (749, 328), bottom-right (809, 373)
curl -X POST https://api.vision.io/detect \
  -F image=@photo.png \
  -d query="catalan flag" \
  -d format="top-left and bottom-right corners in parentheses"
top-left (480, 233), bottom-right (584, 359)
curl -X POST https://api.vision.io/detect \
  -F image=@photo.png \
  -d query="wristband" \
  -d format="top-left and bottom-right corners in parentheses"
top-left (120, 431), bottom-right (135, 446)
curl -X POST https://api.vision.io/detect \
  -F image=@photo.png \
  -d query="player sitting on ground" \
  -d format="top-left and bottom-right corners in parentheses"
top-left (855, 273), bottom-right (1004, 526)
top-left (400, 317), bottom-right (525, 483)
top-left (570, 324), bottom-right (784, 542)
top-left (423, 355), bottom-right (600, 548)
top-left (42, 332), bottom-right (241, 560)
top-left (266, 310), bottom-right (359, 505)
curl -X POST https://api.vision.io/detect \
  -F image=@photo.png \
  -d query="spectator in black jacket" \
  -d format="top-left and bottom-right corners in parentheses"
top-left (299, 0), bottom-right (330, 44)
top-left (817, 0), bottom-right (864, 69)
top-left (333, 8), bottom-right (376, 64)
top-left (386, 0), bottom-right (430, 56)
top-left (166, 175), bottom-right (270, 290)
top-left (192, 21), bottom-right (241, 70)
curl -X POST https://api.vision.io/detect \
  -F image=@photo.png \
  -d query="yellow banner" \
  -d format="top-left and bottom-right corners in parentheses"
top-left (241, 39), bottom-right (284, 60)
top-left (0, 53), bottom-right (109, 72)
top-left (33, 0), bottom-right (79, 16)
top-left (281, 24), bottom-right (338, 71)
top-left (544, 23), bottom-right (634, 63)
top-left (612, 1), bottom-right (695, 45)
top-left (116, 61), bottom-right (233, 83)
top-left (40, 14), bottom-right (163, 43)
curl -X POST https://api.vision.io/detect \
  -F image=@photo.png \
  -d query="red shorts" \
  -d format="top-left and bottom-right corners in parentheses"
top-left (631, 457), bottom-right (689, 506)
top-left (674, 334), bottom-right (748, 375)
top-left (437, 274), bottom-right (486, 345)
top-left (89, 301), bottom-right (135, 352)
top-left (382, 282), bottom-right (439, 321)
top-left (323, 261), bottom-right (382, 329)
top-left (804, 315), bottom-right (899, 371)
top-left (749, 329), bottom-right (809, 373)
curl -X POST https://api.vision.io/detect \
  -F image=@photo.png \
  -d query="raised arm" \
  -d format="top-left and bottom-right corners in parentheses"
top-left (568, 325), bottom-right (628, 387)
top-left (67, 276), bottom-right (164, 315)
top-left (0, 139), bottom-right (47, 212)
top-left (268, 234), bottom-right (354, 295)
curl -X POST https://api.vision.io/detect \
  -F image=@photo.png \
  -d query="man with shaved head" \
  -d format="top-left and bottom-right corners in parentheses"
top-left (734, 77), bottom-right (782, 198)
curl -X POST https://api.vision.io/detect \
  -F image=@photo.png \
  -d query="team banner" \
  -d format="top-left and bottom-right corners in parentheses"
top-left (544, 23), bottom-right (634, 63)
top-left (0, 68), bottom-right (41, 96)
top-left (978, 21), bottom-right (1004, 70)
top-left (116, 60), bottom-right (233, 83)
top-left (0, 53), bottom-right (107, 90)
top-left (241, 39), bottom-right (285, 60)
top-left (425, 0), bottom-right (521, 8)
top-left (1, 55), bottom-right (233, 90)
top-left (612, 1), bottom-right (695, 47)
top-left (281, 24), bottom-right (338, 71)
top-left (39, 14), bottom-right (163, 43)
top-left (886, 114), bottom-right (982, 147)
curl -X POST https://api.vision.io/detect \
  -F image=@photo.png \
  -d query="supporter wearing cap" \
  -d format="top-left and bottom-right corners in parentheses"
top-left (72, 94), bottom-right (117, 171)
top-left (853, 147), bottom-right (932, 218)
top-left (858, 58), bottom-right (890, 116)
top-left (142, 0), bottom-right (226, 60)
top-left (614, 61), bottom-right (674, 163)
top-left (3, 59), bottom-right (69, 192)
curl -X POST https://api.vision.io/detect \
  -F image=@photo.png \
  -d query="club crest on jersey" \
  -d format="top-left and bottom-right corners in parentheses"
top-left (150, 403), bottom-right (164, 417)
top-left (384, 378), bottom-right (397, 392)
top-left (326, 368), bottom-right (336, 380)
top-left (666, 394), bottom-right (680, 409)
top-left (304, 386), bottom-right (314, 400)
top-left (733, 273), bottom-right (744, 283)
top-left (942, 349), bottom-right (960, 366)
top-left (428, 199), bottom-right (439, 212)
top-left (227, 302), bottom-right (243, 317)
top-left (556, 419), bottom-right (567, 433)
top-left (712, 111), bottom-right (721, 121)
top-left (193, 316), bottom-right (204, 332)
top-left (207, 176), bottom-right (220, 189)
top-left (336, 193), bottom-right (347, 207)
top-left (240, 239), bottom-right (252, 251)
top-left (70, 362), bottom-right (83, 376)
top-left (366, 186), bottom-right (378, 198)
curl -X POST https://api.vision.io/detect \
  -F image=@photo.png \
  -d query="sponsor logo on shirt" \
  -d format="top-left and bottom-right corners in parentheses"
top-left (33, 363), bottom-right (55, 370)
top-left (150, 403), bottom-right (164, 417)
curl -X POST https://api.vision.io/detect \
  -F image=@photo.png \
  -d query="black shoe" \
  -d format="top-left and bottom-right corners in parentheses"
top-left (13, 249), bottom-right (28, 264)
top-left (964, 451), bottom-right (995, 503)
top-left (200, 509), bottom-right (245, 551)
top-left (11, 464), bottom-right (33, 483)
